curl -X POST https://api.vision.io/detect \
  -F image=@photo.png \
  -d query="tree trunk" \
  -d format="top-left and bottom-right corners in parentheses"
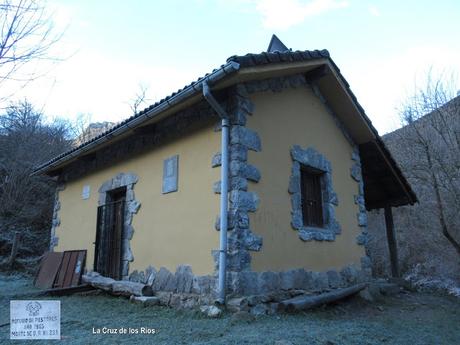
top-left (7, 232), bottom-right (21, 267)
top-left (278, 283), bottom-right (367, 312)
top-left (111, 281), bottom-right (153, 297)
top-left (425, 147), bottom-right (460, 255)
top-left (82, 272), bottom-right (153, 296)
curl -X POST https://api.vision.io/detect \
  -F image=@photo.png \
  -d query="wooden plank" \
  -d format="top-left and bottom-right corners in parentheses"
top-left (70, 251), bottom-right (86, 286)
top-left (34, 252), bottom-right (63, 289)
top-left (63, 251), bottom-right (78, 287)
top-left (384, 205), bottom-right (400, 278)
top-left (54, 251), bottom-right (71, 288)
top-left (54, 250), bottom-right (87, 288)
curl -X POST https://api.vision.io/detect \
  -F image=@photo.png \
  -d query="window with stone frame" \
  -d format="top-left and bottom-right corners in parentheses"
top-left (289, 146), bottom-right (341, 242)
top-left (300, 166), bottom-right (324, 228)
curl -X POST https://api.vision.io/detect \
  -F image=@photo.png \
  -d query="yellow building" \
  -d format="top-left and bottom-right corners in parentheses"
top-left (34, 36), bottom-right (416, 299)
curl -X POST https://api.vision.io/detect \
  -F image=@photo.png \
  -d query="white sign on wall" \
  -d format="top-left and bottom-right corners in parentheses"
top-left (10, 300), bottom-right (60, 340)
top-left (82, 185), bottom-right (91, 200)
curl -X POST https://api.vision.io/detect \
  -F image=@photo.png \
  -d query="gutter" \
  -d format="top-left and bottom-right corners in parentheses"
top-left (32, 61), bottom-right (240, 176)
top-left (202, 81), bottom-right (229, 305)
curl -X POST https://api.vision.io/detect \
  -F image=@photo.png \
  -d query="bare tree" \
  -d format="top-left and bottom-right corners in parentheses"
top-left (128, 83), bottom-right (151, 115)
top-left (396, 73), bottom-right (460, 255)
top-left (0, 0), bottom-right (61, 93)
top-left (0, 100), bottom-right (72, 258)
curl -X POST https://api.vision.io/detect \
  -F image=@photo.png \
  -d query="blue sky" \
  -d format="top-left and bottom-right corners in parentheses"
top-left (6, 0), bottom-right (460, 133)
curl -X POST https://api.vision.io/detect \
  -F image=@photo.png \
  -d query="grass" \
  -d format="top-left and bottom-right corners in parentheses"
top-left (0, 273), bottom-right (459, 345)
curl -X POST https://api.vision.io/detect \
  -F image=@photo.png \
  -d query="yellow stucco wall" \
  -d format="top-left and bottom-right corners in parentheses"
top-left (247, 87), bottom-right (365, 272)
top-left (55, 122), bottom-right (220, 275)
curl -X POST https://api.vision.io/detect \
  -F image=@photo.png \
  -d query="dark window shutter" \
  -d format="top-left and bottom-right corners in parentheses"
top-left (300, 168), bottom-right (324, 227)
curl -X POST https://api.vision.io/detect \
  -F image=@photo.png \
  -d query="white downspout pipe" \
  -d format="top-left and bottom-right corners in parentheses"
top-left (202, 81), bottom-right (229, 305)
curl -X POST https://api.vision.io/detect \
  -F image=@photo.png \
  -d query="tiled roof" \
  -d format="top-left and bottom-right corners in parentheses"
top-left (226, 49), bottom-right (330, 66)
top-left (33, 49), bottom-right (331, 174)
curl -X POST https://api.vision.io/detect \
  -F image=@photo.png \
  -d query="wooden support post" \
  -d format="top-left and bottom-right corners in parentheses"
top-left (384, 205), bottom-right (400, 278)
top-left (7, 232), bottom-right (21, 267)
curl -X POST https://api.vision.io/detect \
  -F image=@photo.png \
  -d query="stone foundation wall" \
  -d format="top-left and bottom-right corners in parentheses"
top-left (126, 260), bottom-right (372, 303)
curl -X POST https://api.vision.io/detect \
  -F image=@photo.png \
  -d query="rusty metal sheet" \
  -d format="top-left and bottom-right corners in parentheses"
top-left (34, 252), bottom-right (63, 289)
top-left (54, 250), bottom-right (87, 288)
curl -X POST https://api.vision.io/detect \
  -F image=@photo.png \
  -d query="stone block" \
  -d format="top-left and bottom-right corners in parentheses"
top-left (230, 161), bottom-right (261, 182)
top-left (246, 295), bottom-right (264, 306)
top-left (230, 126), bottom-right (261, 152)
top-left (225, 250), bottom-right (252, 271)
top-left (124, 224), bottom-right (134, 240)
top-left (192, 275), bottom-right (213, 295)
top-left (138, 271), bottom-right (146, 284)
top-left (213, 177), bottom-right (248, 194)
top-left (279, 269), bottom-right (306, 290)
top-left (122, 240), bottom-right (134, 261)
top-left (145, 266), bottom-right (157, 286)
top-left (129, 270), bottom-right (141, 282)
top-left (303, 271), bottom-right (315, 291)
top-left (236, 94), bottom-right (254, 114)
top-left (155, 291), bottom-right (172, 306)
top-left (312, 271), bottom-right (329, 291)
top-left (230, 144), bottom-right (248, 161)
top-left (226, 297), bottom-right (249, 313)
top-left (230, 191), bottom-right (260, 212)
top-left (329, 191), bottom-right (339, 206)
top-left (326, 270), bottom-right (343, 289)
top-left (258, 271), bottom-right (280, 294)
top-left (356, 233), bottom-right (368, 246)
top-left (128, 200), bottom-right (141, 214)
top-left (340, 266), bottom-right (359, 285)
top-left (350, 164), bottom-right (362, 182)
top-left (175, 265), bottom-right (194, 293)
top-left (290, 193), bottom-right (301, 211)
top-left (169, 293), bottom-right (181, 308)
top-left (153, 267), bottom-right (174, 291)
top-left (200, 305), bottom-right (222, 318)
top-left (180, 295), bottom-right (199, 309)
top-left (243, 232), bottom-right (263, 251)
top-left (250, 303), bottom-right (269, 316)
top-left (291, 211), bottom-right (303, 230)
top-left (238, 271), bottom-right (260, 295)
top-left (291, 145), bottom-right (331, 172)
top-left (164, 274), bottom-right (178, 292)
top-left (120, 172), bottom-right (138, 186)
top-left (121, 261), bottom-right (129, 278)
top-left (361, 256), bottom-right (372, 270)
top-left (357, 212), bottom-right (367, 227)
top-left (211, 152), bottom-right (221, 167)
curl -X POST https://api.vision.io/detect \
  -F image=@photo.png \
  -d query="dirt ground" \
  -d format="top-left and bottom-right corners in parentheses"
top-left (0, 273), bottom-right (459, 345)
